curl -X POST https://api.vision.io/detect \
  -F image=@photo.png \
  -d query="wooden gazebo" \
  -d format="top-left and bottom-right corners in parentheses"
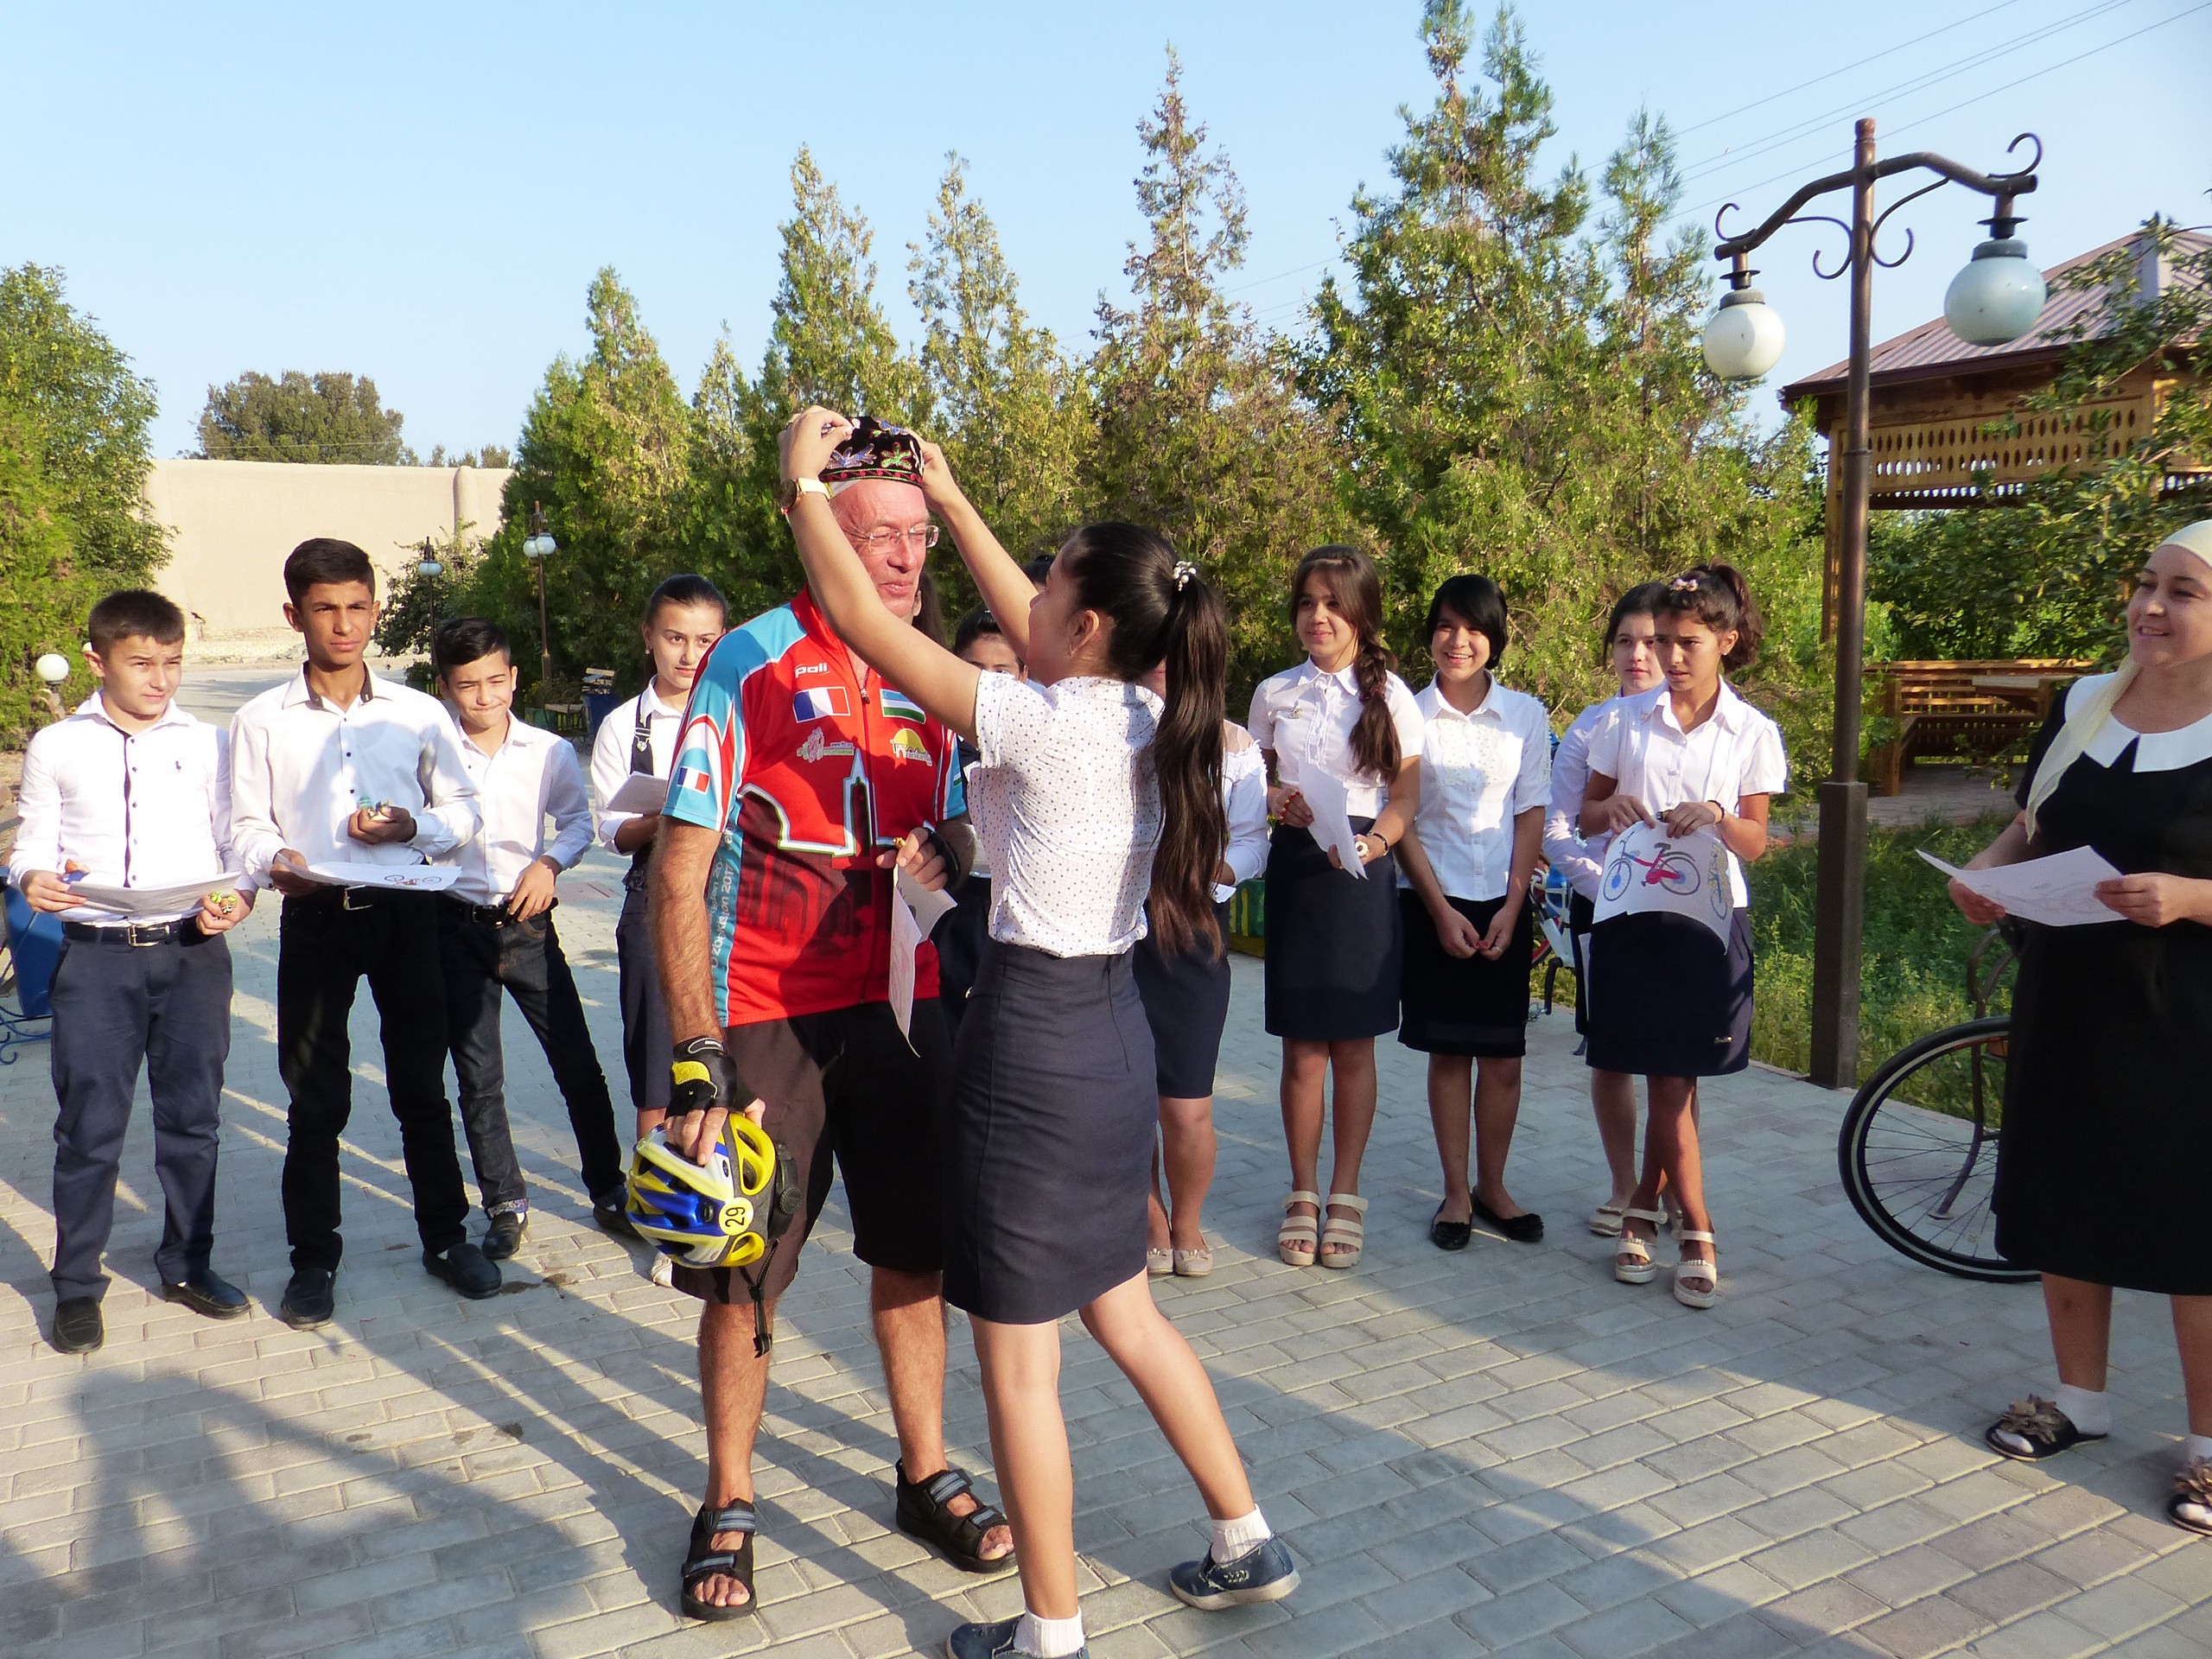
top-left (1783, 227), bottom-right (2210, 630)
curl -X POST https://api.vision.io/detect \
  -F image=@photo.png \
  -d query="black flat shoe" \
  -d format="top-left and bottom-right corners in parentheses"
top-left (1985, 1395), bottom-right (2106, 1461)
top-left (1428, 1205), bottom-right (1471, 1251)
top-left (164, 1271), bottom-right (249, 1319)
top-left (426, 1242), bottom-right (501, 1300)
top-left (1471, 1194), bottom-right (1544, 1243)
top-left (280, 1268), bottom-right (337, 1329)
top-left (593, 1188), bottom-right (639, 1240)
top-left (482, 1212), bottom-right (528, 1262)
top-left (50, 1296), bottom-right (103, 1354)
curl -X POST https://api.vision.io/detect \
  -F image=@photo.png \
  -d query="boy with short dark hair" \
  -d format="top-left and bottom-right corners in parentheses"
top-left (430, 615), bottom-right (626, 1257)
top-left (11, 589), bottom-right (254, 1354)
top-left (229, 537), bottom-right (493, 1327)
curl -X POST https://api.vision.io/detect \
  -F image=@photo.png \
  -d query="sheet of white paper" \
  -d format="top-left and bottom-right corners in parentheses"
top-left (1918, 846), bottom-right (2124, 927)
top-left (68, 872), bottom-right (247, 917)
top-left (1592, 823), bottom-right (1735, 944)
top-left (302, 862), bottom-right (461, 893)
top-left (1296, 766), bottom-right (1366, 880)
top-left (886, 869), bottom-right (957, 1047)
top-left (602, 772), bottom-right (670, 815)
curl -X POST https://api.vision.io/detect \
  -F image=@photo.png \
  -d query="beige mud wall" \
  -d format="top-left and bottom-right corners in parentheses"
top-left (142, 459), bottom-right (513, 650)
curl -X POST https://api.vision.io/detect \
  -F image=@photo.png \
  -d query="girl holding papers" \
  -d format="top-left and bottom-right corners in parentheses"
top-left (1954, 520), bottom-right (2212, 1538)
top-left (1248, 547), bottom-right (1424, 1270)
top-left (1578, 565), bottom-right (1784, 1309)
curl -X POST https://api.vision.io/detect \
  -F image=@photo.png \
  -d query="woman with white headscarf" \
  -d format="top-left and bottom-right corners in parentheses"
top-left (1948, 520), bottom-right (2212, 1536)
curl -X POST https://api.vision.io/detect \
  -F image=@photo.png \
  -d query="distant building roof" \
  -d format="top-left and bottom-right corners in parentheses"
top-left (1779, 228), bottom-right (2210, 404)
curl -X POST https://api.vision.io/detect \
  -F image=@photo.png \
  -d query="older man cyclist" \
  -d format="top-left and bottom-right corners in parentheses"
top-left (649, 418), bottom-right (1013, 1619)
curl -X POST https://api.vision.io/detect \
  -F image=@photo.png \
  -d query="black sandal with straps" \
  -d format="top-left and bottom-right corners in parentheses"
top-left (680, 1498), bottom-right (758, 1621)
top-left (1984, 1395), bottom-right (2107, 1462)
top-left (894, 1463), bottom-right (1014, 1573)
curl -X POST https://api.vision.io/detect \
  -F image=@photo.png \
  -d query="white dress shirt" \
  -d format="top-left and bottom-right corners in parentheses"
top-left (589, 684), bottom-right (685, 854)
top-left (1584, 683), bottom-right (1788, 907)
top-left (1545, 698), bottom-right (1618, 902)
top-left (8, 696), bottom-right (242, 925)
top-left (968, 673), bottom-right (1163, 957)
top-left (1402, 677), bottom-right (1553, 903)
top-left (228, 667), bottom-right (480, 880)
top-left (1217, 727), bottom-right (1270, 903)
top-left (1247, 658), bottom-right (1425, 819)
top-left (435, 713), bottom-right (596, 905)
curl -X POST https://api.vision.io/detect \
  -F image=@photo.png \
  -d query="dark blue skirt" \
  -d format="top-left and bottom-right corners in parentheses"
top-left (942, 941), bottom-right (1158, 1325)
top-left (1585, 908), bottom-right (1755, 1078)
top-left (1262, 819), bottom-right (1402, 1039)
top-left (1132, 900), bottom-right (1235, 1096)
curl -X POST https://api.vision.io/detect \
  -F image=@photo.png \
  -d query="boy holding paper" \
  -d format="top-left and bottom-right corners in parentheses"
top-left (229, 538), bottom-right (494, 1326)
top-left (11, 590), bottom-right (253, 1354)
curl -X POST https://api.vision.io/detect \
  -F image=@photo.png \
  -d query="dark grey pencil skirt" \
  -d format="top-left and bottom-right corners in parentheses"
top-left (942, 940), bottom-right (1158, 1325)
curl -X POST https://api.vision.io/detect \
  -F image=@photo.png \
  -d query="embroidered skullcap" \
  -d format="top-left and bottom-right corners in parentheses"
top-left (820, 416), bottom-right (923, 497)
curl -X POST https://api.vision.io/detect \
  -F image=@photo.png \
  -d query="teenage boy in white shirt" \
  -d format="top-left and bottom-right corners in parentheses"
top-left (228, 537), bottom-right (493, 1327)
top-left (11, 590), bottom-right (255, 1354)
top-left (431, 616), bottom-right (627, 1258)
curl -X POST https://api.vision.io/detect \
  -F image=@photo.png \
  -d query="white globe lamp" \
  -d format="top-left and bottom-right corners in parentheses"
top-left (35, 652), bottom-right (72, 685)
top-left (1703, 284), bottom-right (1787, 381)
top-left (1944, 213), bottom-right (2046, 347)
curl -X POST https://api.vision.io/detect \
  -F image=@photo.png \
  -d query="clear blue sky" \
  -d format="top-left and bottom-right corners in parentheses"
top-left (6, 0), bottom-right (2208, 460)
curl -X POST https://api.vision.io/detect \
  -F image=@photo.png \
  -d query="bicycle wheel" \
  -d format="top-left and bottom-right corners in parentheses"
top-left (1837, 1017), bottom-right (2033, 1282)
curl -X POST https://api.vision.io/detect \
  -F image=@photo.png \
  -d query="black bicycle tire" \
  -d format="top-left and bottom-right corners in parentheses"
top-left (1838, 1017), bottom-right (2035, 1283)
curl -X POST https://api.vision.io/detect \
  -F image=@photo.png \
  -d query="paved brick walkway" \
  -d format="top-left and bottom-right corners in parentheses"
top-left (2, 852), bottom-right (2205, 1658)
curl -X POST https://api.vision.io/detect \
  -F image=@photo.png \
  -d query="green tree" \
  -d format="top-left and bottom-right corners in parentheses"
top-left (680, 330), bottom-right (798, 624)
top-left (372, 520), bottom-right (484, 669)
top-left (469, 269), bottom-right (694, 695)
top-left (1087, 51), bottom-right (1347, 698)
top-left (910, 154), bottom-right (1090, 580)
top-left (0, 415), bottom-right (97, 740)
top-left (196, 370), bottom-right (413, 463)
top-left (0, 263), bottom-right (167, 588)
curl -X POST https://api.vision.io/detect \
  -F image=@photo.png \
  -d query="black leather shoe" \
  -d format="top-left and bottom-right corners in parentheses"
top-left (1429, 1205), bottom-right (1472, 1252)
top-left (50, 1296), bottom-right (104, 1354)
top-left (593, 1188), bottom-right (639, 1240)
top-left (280, 1268), bottom-right (337, 1329)
top-left (164, 1270), bottom-right (249, 1319)
top-left (426, 1241), bottom-right (501, 1299)
top-left (482, 1211), bottom-right (528, 1262)
top-left (1471, 1194), bottom-right (1544, 1243)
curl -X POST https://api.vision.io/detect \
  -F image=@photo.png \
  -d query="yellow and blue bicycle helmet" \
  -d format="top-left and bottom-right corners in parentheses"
top-left (625, 1115), bottom-right (781, 1269)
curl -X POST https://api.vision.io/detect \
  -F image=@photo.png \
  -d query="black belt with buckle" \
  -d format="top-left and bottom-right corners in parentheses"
top-left (288, 883), bottom-right (379, 912)
top-left (442, 896), bottom-right (556, 927)
top-left (64, 917), bottom-right (196, 946)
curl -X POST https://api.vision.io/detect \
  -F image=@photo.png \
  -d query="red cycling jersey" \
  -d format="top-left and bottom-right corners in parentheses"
top-left (664, 588), bottom-right (967, 1027)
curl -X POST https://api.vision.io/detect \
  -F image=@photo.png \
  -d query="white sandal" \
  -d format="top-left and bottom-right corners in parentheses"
top-left (1278, 1192), bottom-right (1320, 1267)
top-left (1673, 1231), bottom-right (1718, 1308)
top-left (1612, 1206), bottom-right (1668, 1285)
top-left (1589, 1201), bottom-right (1629, 1237)
top-left (1319, 1193), bottom-right (1368, 1269)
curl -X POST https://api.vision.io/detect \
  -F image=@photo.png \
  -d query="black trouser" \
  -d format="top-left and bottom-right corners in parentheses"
top-left (616, 878), bottom-right (671, 1116)
top-left (277, 889), bottom-right (469, 1272)
top-left (48, 925), bottom-right (232, 1301)
top-left (437, 899), bottom-right (625, 1210)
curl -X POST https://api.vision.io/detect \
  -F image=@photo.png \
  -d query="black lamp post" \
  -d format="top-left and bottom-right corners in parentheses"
top-left (416, 537), bottom-right (443, 643)
top-left (1701, 119), bottom-right (2047, 1089)
top-left (523, 501), bottom-right (558, 690)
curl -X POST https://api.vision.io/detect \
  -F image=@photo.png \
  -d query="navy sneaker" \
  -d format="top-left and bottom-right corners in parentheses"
top-left (1168, 1536), bottom-right (1300, 1610)
top-left (944, 1618), bottom-right (1088, 1659)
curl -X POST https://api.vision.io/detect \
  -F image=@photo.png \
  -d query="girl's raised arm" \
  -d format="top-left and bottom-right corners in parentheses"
top-left (779, 409), bottom-right (981, 742)
top-left (918, 442), bottom-right (1038, 664)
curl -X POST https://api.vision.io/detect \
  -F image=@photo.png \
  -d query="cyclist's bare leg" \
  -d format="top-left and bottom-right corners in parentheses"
top-left (1427, 1056), bottom-right (1474, 1226)
top-left (1471, 1055), bottom-right (1528, 1217)
top-left (2042, 1274), bottom-right (2114, 1392)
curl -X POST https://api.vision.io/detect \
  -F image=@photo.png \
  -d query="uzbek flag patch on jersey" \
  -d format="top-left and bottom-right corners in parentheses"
top-left (792, 685), bottom-right (853, 722)
top-left (879, 686), bottom-right (925, 722)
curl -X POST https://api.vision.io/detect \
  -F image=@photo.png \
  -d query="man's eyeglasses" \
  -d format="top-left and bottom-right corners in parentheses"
top-left (847, 524), bottom-right (940, 553)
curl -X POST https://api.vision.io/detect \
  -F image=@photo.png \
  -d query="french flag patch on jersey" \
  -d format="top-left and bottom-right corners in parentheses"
top-left (792, 685), bottom-right (852, 722)
top-left (672, 766), bottom-right (712, 795)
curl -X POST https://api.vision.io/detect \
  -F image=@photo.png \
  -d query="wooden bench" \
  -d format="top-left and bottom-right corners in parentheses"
top-left (1867, 659), bottom-right (2091, 796)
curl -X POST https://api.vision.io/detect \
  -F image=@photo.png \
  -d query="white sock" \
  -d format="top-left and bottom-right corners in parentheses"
top-left (1208, 1507), bottom-right (1272, 1566)
top-left (2056, 1384), bottom-right (2111, 1437)
top-left (2183, 1433), bottom-right (2212, 1465)
top-left (1014, 1609), bottom-right (1085, 1658)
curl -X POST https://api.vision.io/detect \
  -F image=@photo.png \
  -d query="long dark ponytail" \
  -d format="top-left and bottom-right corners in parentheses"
top-left (1058, 523), bottom-right (1228, 957)
top-left (1290, 545), bottom-right (1399, 779)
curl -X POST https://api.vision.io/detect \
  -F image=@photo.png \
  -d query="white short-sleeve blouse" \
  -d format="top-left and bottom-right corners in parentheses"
top-left (1248, 658), bottom-right (1425, 819)
top-left (1402, 677), bottom-right (1553, 902)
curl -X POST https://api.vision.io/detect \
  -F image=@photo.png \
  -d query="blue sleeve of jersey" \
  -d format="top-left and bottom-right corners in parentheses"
top-left (664, 634), bottom-right (755, 831)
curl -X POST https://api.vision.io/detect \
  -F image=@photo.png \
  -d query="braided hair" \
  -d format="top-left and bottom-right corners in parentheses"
top-left (1290, 545), bottom-right (1400, 779)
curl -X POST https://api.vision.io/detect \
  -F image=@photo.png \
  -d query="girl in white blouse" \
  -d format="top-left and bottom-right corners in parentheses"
top-left (1393, 575), bottom-right (1553, 1252)
top-left (1249, 546), bottom-right (1425, 1271)
top-left (776, 409), bottom-right (1294, 1659)
top-left (1580, 565), bottom-right (1786, 1311)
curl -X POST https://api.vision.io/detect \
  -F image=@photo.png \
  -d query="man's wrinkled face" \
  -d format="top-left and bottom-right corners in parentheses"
top-left (830, 479), bottom-right (931, 620)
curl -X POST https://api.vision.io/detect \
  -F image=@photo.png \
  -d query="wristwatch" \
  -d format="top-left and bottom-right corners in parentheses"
top-left (778, 476), bottom-right (830, 514)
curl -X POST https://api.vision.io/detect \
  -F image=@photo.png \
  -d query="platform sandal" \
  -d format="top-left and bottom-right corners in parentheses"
top-left (1983, 1395), bottom-right (2107, 1461)
top-left (2170, 1458), bottom-right (2212, 1535)
top-left (1673, 1231), bottom-right (1719, 1308)
top-left (1588, 1201), bottom-right (1628, 1237)
top-left (1611, 1206), bottom-right (1668, 1285)
top-left (895, 1463), bottom-right (1014, 1573)
top-left (1319, 1193), bottom-right (1368, 1269)
top-left (1278, 1191), bottom-right (1320, 1267)
top-left (680, 1498), bottom-right (758, 1620)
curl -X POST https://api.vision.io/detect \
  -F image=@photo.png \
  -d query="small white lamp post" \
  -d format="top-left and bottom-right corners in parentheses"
top-left (522, 502), bottom-right (557, 689)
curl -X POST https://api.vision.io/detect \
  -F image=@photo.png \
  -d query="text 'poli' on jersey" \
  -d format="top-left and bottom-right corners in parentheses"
top-left (792, 685), bottom-right (853, 723)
